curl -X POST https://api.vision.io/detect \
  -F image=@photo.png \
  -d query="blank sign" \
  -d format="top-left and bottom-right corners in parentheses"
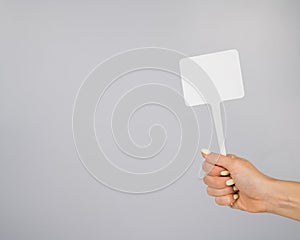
top-left (180, 49), bottom-right (245, 106)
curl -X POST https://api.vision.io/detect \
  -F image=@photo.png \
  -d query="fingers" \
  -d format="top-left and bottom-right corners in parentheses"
top-left (202, 161), bottom-right (229, 176)
top-left (215, 194), bottom-right (239, 207)
top-left (203, 175), bottom-right (232, 189)
top-left (201, 149), bottom-right (240, 208)
top-left (203, 174), bottom-right (239, 207)
top-left (206, 186), bottom-right (235, 197)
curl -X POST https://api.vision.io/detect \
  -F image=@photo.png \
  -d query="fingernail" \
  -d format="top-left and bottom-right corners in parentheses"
top-left (201, 148), bottom-right (211, 155)
top-left (233, 186), bottom-right (239, 191)
top-left (220, 170), bottom-right (230, 176)
top-left (226, 179), bottom-right (235, 186)
top-left (233, 194), bottom-right (239, 200)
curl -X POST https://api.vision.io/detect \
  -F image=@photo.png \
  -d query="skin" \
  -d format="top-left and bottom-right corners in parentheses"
top-left (201, 151), bottom-right (300, 221)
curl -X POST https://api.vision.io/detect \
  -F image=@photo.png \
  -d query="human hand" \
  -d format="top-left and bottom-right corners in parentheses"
top-left (201, 149), bottom-right (273, 213)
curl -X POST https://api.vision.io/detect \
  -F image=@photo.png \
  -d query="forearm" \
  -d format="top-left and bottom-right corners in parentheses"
top-left (266, 179), bottom-right (300, 221)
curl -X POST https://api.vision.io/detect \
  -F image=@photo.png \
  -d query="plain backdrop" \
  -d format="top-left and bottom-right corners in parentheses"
top-left (0, 0), bottom-right (299, 239)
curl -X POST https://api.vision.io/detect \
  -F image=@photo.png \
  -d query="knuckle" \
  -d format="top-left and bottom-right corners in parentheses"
top-left (203, 176), bottom-right (208, 185)
top-left (226, 154), bottom-right (237, 159)
top-left (206, 187), bottom-right (211, 195)
top-left (243, 159), bottom-right (250, 165)
top-left (215, 197), bottom-right (222, 206)
top-left (230, 157), bottom-right (239, 167)
top-left (202, 161), bottom-right (207, 172)
top-left (206, 187), bottom-right (214, 196)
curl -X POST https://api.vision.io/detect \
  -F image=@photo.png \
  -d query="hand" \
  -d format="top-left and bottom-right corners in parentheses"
top-left (201, 149), bottom-right (273, 213)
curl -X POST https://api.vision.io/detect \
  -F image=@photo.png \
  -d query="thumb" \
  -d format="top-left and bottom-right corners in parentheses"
top-left (201, 149), bottom-right (233, 170)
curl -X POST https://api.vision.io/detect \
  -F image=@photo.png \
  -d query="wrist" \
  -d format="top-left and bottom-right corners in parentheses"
top-left (264, 178), bottom-right (293, 214)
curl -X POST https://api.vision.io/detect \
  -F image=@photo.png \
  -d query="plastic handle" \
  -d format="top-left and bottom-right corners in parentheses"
top-left (211, 102), bottom-right (226, 155)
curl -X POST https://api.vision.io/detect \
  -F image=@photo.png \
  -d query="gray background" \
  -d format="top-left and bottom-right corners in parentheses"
top-left (1, 0), bottom-right (299, 239)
